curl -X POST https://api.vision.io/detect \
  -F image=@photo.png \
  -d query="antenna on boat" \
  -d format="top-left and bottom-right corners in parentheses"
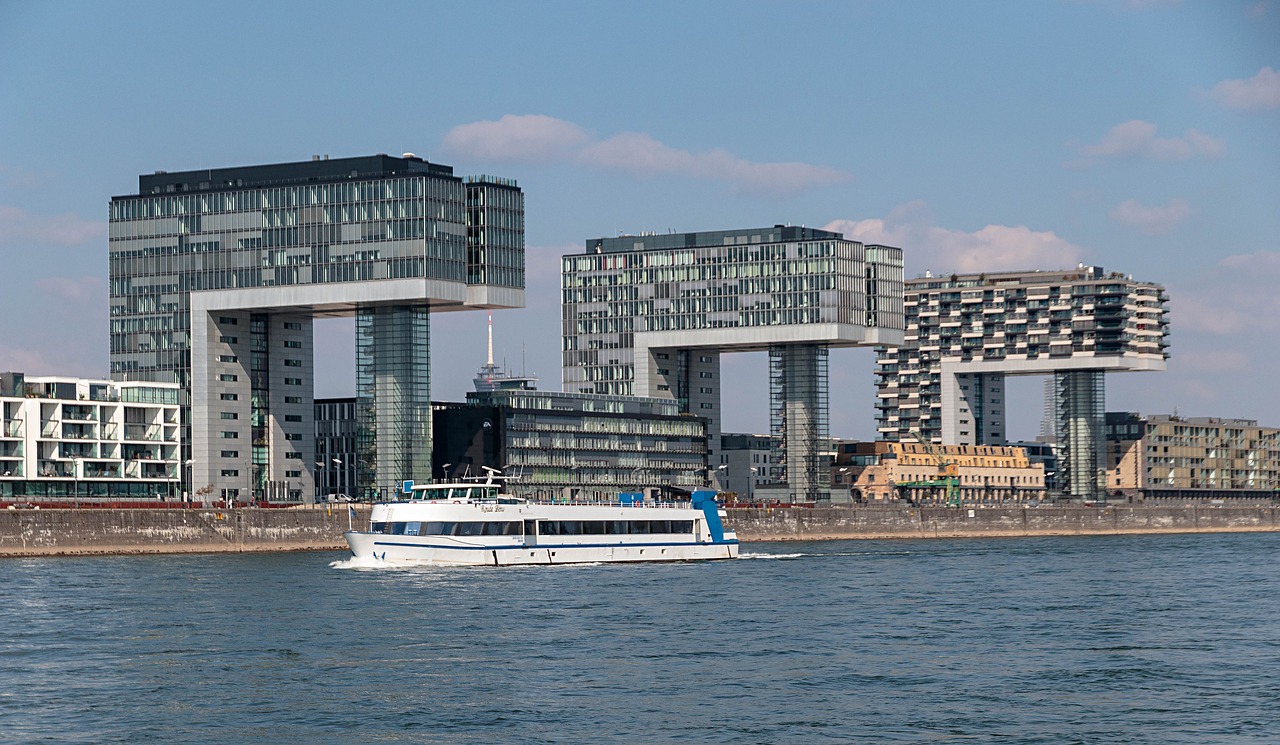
top-left (482, 465), bottom-right (501, 485)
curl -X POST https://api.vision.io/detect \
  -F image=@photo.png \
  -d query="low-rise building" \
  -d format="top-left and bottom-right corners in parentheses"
top-left (433, 389), bottom-right (709, 502)
top-left (315, 397), bottom-right (358, 500)
top-left (1106, 413), bottom-right (1280, 500)
top-left (0, 372), bottom-right (181, 500)
top-left (718, 433), bottom-right (778, 503)
top-left (834, 440), bottom-right (1045, 503)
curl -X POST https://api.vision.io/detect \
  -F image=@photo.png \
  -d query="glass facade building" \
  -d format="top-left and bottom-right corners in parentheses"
top-left (562, 226), bottom-right (904, 502)
top-left (433, 390), bottom-right (708, 502)
top-left (108, 154), bottom-right (523, 501)
top-left (875, 266), bottom-right (1169, 501)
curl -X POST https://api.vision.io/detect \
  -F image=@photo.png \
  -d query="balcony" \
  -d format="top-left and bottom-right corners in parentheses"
top-left (123, 424), bottom-right (162, 441)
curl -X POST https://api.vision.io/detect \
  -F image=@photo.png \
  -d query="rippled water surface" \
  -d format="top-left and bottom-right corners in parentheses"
top-left (3, 532), bottom-right (1279, 743)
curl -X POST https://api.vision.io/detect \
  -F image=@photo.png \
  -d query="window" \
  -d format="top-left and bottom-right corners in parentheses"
top-left (700, 387), bottom-right (713, 394)
top-left (218, 355), bottom-right (238, 363)
top-left (285, 415), bottom-right (302, 422)
top-left (283, 340), bottom-right (302, 348)
top-left (219, 335), bottom-right (238, 344)
top-left (283, 321), bottom-right (302, 330)
top-left (657, 368), bottom-right (670, 376)
top-left (284, 396), bottom-right (301, 404)
top-left (284, 359), bottom-right (302, 367)
top-left (220, 431), bottom-right (238, 439)
top-left (220, 450), bottom-right (239, 458)
top-left (285, 452), bottom-right (302, 459)
top-left (286, 470), bottom-right (301, 478)
top-left (284, 378), bottom-right (302, 385)
top-left (699, 372), bottom-right (714, 378)
top-left (220, 393), bottom-right (238, 401)
top-left (219, 374), bottom-right (237, 382)
top-left (220, 412), bottom-right (238, 420)
top-left (700, 355), bottom-right (713, 363)
top-left (285, 433), bottom-right (302, 441)
top-left (219, 316), bottom-right (238, 325)
top-left (220, 469), bottom-right (239, 477)
top-left (700, 403), bottom-right (713, 409)
top-left (655, 353), bottom-right (669, 360)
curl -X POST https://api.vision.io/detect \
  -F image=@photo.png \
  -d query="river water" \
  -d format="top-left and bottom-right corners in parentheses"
top-left (2, 532), bottom-right (1278, 744)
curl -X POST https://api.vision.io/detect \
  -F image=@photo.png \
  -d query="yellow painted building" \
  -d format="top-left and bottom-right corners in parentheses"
top-left (833, 441), bottom-right (1045, 503)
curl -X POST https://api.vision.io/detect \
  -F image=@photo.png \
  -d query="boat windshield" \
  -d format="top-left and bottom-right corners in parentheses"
top-left (406, 485), bottom-right (501, 501)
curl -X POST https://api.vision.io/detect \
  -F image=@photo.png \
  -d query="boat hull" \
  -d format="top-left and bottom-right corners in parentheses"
top-left (344, 531), bottom-right (739, 566)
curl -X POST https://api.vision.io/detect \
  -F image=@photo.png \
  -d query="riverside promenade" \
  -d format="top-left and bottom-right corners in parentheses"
top-left (2, 503), bottom-right (1279, 557)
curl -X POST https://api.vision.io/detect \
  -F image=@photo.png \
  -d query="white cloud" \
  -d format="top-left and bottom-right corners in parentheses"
top-left (0, 204), bottom-right (105, 247)
top-left (824, 203), bottom-right (1086, 275)
top-left (441, 114), bottom-right (590, 162)
top-left (1078, 120), bottom-right (1225, 162)
top-left (1205, 66), bottom-right (1280, 111)
top-left (579, 133), bottom-right (848, 196)
top-left (1110, 197), bottom-right (1191, 235)
top-left (442, 114), bottom-right (848, 197)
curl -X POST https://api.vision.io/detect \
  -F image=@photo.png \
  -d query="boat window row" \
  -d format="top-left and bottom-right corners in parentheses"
top-left (539, 520), bottom-right (694, 535)
top-left (369, 519), bottom-right (696, 537)
top-left (373, 521), bottom-right (522, 536)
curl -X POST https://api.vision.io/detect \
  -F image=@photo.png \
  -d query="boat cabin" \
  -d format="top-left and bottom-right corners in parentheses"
top-left (402, 483), bottom-right (508, 502)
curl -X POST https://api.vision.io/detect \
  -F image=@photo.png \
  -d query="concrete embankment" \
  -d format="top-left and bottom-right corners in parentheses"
top-left (730, 504), bottom-right (1280, 540)
top-left (1, 504), bottom-right (1278, 557)
top-left (0, 506), bottom-right (365, 557)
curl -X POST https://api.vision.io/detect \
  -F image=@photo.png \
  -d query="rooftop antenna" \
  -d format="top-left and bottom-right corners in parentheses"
top-left (487, 311), bottom-right (494, 367)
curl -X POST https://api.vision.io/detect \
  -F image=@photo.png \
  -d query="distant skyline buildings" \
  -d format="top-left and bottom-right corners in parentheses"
top-left (3, 4), bottom-right (1277, 445)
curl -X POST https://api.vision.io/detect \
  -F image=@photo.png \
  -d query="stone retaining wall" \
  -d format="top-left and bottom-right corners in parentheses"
top-left (1, 504), bottom-right (1276, 557)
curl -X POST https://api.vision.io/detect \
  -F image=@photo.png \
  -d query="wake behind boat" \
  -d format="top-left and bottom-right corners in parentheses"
top-left (344, 480), bottom-right (739, 566)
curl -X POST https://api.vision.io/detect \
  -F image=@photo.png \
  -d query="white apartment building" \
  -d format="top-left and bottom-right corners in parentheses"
top-left (0, 372), bottom-right (181, 501)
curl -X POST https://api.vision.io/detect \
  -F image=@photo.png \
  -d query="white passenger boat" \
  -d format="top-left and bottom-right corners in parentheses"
top-left (344, 480), bottom-right (739, 566)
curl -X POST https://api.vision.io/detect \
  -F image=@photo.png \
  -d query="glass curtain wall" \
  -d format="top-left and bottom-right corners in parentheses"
top-left (1055, 370), bottom-right (1105, 502)
top-left (356, 305), bottom-right (431, 500)
top-left (769, 344), bottom-right (831, 503)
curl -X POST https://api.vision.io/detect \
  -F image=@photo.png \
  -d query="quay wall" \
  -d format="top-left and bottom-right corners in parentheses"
top-left (1, 504), bottom-right (1277, 557)
top-left (729, 505), bottom-right (1280, 540)
top-left (0, 506), bottom-right (363, 557)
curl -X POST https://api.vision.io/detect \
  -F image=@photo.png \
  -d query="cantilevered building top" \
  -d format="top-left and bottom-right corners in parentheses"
top-left (131, 154), bottom-right (459, 195)
top-left (896, 264), bottom-right (1169, 367)
top-left (583, 225), bottom-right (846, 254)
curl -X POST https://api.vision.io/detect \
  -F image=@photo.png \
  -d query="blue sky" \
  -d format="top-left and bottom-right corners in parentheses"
top-left (1, 0), bottom-right (1277, 439)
